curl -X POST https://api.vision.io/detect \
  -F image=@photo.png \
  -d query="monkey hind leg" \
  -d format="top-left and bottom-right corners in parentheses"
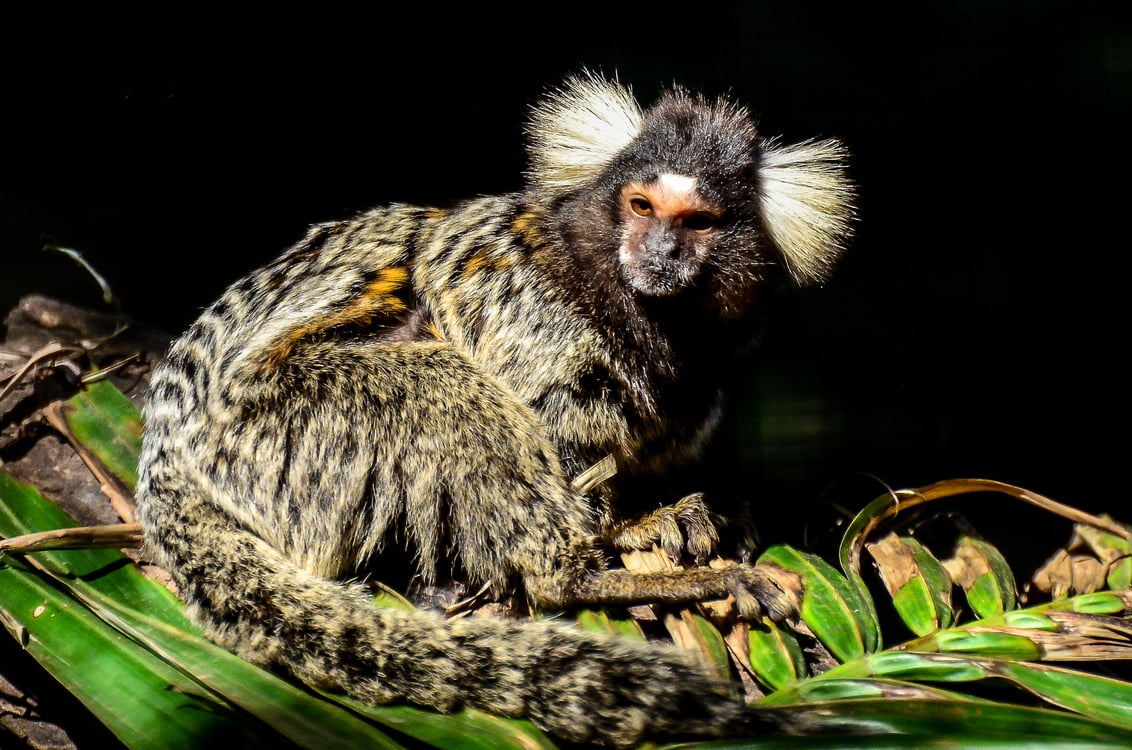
top-left (137, 468), bottom-right (774, 747)
top-left (240, 339), bottom-right (602, 590)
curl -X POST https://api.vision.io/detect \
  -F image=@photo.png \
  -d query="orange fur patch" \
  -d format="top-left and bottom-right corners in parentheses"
top-left (259, 266), bottom-right (411, 373)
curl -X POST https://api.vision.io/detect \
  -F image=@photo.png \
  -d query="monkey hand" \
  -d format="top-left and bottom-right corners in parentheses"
top-left (606, 493), bottom-right (721, 564)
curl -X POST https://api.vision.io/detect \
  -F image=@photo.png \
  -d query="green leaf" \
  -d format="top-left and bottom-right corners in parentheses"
top-left (574, 608), bottom-right (647, 640)
top-left (863, 651), bottom-right (989, 682)
top-left (931, 630), bottom-right (1043, 660)
top-left (758, 645), bottom-right (1132, 741)
top-left (0, 470), bottom-right (192, 630)
top-left (945, 533), bottom-right (1017, 618)
top-left (58, 378), bottom-right (144, 491)
top-left (804, 646), bottom-right (1132, 730)
top-left (734, 698), bottom-right (1132, 746)
top-left (995, 661), bottom-right (1132, 727)
top-left (1000, 611), bottom-right (1059, 632)
top-left (2, 469), bottom-right (557, 749)
top-left (867, 533), bottom-right (954, 636)
top-left (789, 679), bottom-right (886, 702)
top-left (1066, 591), bottom-right (1129, 616)
top-left (74, 585), bottom-right (410, 750)
top-left (0, 555), bottom-right (281, 750)
top-left (328, 698), bottom-right (558, 750)
top-left (758, 544), bottom-right (880, 660)
top-left (747, 616), bottom-right (808, 691)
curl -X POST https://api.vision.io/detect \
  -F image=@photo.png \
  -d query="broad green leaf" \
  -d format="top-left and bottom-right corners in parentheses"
top-left (747, 616), bottom-right (807, 691)
top-left (1066, 591), bottom-right (1130, 616)
top-left (805, 649), bottom-right (988, 685)
top-left (995, 661), bottom-right (1132, 727)
top-left (2, 472), bottom-right (554, 749)
top-left (720, 698), bottom-right (1132, 746)
top-left (807, 648), bottom-right (1132, 729)
top-left (890, 578), bottom-right (945, 636)
top-left (945, 533), bottom-right (1017, 618)
top-left (0, 470), bottom-right (122, 574)
top-left (789, 679), bottom-right (886, 702)
top-left (760, 675), bottom-right (974, 707)
top-left (574, 608), bottom-right (647, 640)
top-left (931, 630), bottom-right (1042, 660)
top-left (0, 471), bottom-right (192, 630)
top-left (0, 555), bottom-right (280, 750)
top-left (758, 545), bottom-right (880, 660)
top-left (328, 698), bottom-right (557, 750)
top-left (1001, 611), bottom-right (1059, 631)
top-left (758, 649), bottom-right (1132, 741)
top-left (58, 378), bottom-right (144, 491)
top-left (867, 532), bottom-right (954, 636)
top-left (72, 585), bottom-right (409, 750)
top-left (862, 651), bottom-right (989, 682)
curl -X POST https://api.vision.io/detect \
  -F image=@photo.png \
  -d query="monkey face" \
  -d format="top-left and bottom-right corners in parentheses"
top-left (617, 174), bottom-right (724, 297)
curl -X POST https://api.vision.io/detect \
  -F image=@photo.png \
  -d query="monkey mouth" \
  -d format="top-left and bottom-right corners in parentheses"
top-left (622, 258), bottom-right (701, 297)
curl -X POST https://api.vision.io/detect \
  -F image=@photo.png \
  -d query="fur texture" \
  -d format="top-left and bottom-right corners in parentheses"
top-left (135, 72), bottom-right (855, 746)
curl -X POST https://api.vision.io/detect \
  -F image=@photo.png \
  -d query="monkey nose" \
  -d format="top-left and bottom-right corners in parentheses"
top-left (645, 232), bottom-right (680, 259)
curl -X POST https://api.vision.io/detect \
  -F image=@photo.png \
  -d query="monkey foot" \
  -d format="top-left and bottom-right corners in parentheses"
top-left (718, 562), bottom-right (802, 622)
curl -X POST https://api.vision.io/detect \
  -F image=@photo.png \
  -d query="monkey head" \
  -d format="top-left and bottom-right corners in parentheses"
top-left (526, 72), bottom-right (856, 318)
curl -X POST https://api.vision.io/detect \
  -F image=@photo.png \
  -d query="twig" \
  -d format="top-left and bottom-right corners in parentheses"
top-left (0, 341), bottom-right (87, 404)
top-left (570, 454), bottom-right (618, 495)
top-left (42, 401), bottom-right (138, 523)
top-left (0, 523), bottom-right (143, 556)
top-left (81, 353), bottom-right (141, 384)
top-left (844, 478), bottom-right (1131, 579)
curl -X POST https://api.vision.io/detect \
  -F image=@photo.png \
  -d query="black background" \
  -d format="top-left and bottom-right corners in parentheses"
top-left (3, 4), bottom-right (1130, 565)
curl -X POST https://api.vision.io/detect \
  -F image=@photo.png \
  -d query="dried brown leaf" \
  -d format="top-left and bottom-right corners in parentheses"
top-left (1033, 549), bottom-right (1110, 598)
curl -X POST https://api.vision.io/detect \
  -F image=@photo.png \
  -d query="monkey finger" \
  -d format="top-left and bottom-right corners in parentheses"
top-left (719, 565), bottom-right (801, 623)
top-left (731, 586), bottom-right (764, 620)
top-left (656, 513), bottom-right (687, 562)
top-left (673, 493), bottom-right (720, 562)
top-left (747, 564), bottom-right (803, 623)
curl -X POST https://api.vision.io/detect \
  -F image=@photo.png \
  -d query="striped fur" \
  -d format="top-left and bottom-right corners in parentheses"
top-left (135, 72), bottom-right (854, 746)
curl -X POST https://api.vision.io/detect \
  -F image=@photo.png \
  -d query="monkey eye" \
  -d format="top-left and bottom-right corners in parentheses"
top-left (683, 211), bottom-right (720, 233)
top-left (628, 196), bottom-right (653, 217)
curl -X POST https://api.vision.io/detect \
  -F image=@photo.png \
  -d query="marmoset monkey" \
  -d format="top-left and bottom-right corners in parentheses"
top-left (135, 72), bottom-right (855, 746)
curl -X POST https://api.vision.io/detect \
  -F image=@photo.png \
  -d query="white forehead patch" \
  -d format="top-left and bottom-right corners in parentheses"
top-left (658, 173), bottom-right (697, 195)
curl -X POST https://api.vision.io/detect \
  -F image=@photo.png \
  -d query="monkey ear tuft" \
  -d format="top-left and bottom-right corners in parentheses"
top-left (525, 71), bottom-right (643, 201)
top-left (759, 138), bottom-right (857, 285)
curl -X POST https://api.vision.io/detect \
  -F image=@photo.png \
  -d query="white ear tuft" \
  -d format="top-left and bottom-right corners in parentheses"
top-left (759, 138), bottom-right (856, 285)
top-left (526, 71), bottom-right (643, 200)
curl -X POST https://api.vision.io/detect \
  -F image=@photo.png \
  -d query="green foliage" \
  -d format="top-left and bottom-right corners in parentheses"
top-left (3, 377), bottom-right (1132, 748)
